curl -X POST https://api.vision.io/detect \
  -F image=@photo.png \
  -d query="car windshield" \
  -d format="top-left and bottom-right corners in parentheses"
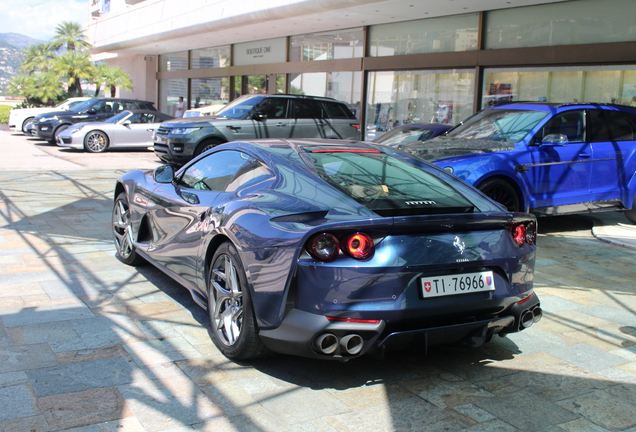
top-left (105, 111), bottom-right (131, 124)
top-left (69, 100), bottom-right (95, 113)
top-left (55, 99), bottom-right (75, 110)
top-left (306, 147), bottom-right (475, 216)
top-left (376, 128), bottom-right (435, 146)
top-left (214, 95), bottom-right (265, 119)
top-left (447, 109), bottom-right (549, 143)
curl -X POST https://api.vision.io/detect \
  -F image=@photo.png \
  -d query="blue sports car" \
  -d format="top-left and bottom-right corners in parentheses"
top-left (401, 103), bottom-right (636, 223)
top-left (113, 139), bottom-right (540, 360)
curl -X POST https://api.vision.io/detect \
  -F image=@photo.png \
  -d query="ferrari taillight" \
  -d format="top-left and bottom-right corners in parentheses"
top-left (510, 221), bottom-right (536, 247)
top-left (309, 233), bottom-right (339, 260)
top-left (343, 233), bottom-right (373, 259)
top-left (306, 232), bottom-right (375, 261)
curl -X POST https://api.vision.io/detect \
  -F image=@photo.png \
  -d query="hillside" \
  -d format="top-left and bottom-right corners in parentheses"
top-left (0, 33), bottom-right (45, 50)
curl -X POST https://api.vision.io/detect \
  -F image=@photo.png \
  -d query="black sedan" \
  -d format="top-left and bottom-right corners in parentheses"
top-left (113, 139), bottom-right (540, 360)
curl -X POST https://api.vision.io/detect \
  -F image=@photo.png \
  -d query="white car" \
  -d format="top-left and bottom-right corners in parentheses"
top-left (8, 97), bottom-right (91, 134)
top-left (57, 109), bottom-right (174, 153)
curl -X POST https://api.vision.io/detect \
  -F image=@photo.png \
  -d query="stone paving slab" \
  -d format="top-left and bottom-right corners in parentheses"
top-left (1, 166), bottom-right (636, 431)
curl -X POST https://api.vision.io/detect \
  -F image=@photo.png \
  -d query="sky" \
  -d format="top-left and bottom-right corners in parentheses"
top-left (0, 0), bottom-right (88, 42)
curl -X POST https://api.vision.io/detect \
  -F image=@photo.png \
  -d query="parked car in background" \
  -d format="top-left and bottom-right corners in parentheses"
top-left (8, 97), bottom-right (91, 134)
top-left (113, 138), bottom-right (540, 360)
top-left (400, 102), bottom-right (636, 223)
top-left (32, 98), bottom-right (156, 143)
top-left (152, 94), bottom-right (361, 164)
top-left (57, 110), bottom-right (174, 153)
top-left (372, 123), bottom-right (453, 147)
top-left (183, 104), bottom-right (226, 118)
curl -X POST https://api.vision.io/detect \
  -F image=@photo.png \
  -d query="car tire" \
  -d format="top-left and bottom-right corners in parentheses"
top-left (478, 178), bottom-right (520, 212)
top-left (21, 117), bottom-right (34, 134)
top-left (208, 242), bottom-right (269, 360)
top-left (52, 124), bottom-right (70, 144)
top-left (112, 192), bottom-right (144, 266)
top-left (84, 130), bottom-right (110, 153)
top-left (625, 199), bottom-right (636, 224)
top-left (194, 139), bottom-right (224, 157)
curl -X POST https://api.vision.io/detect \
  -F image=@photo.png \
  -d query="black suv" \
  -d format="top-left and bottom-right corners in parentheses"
top-left (33, 98), bottom-right (156, 143)
top-left (152, 94), bottom-right (360, 164)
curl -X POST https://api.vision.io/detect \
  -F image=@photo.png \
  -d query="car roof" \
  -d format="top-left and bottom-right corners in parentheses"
top-left (490, 101), bottom-right (636, 112)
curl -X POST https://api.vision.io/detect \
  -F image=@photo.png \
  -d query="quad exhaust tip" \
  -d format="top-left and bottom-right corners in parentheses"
top-left (340, 334), bottom-right (364, 355)
top-left (520, 310), bottom-right (535, 329)
top-left (532, 306), bottom-right (542, 323)
top-left (315, 333), bottom-right (338, 355)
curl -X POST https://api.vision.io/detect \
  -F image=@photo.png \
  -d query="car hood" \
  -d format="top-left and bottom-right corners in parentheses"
top-left (398, 136), bottom-right (515, 162)
top-left (13, 106), bottom-right (66, 115)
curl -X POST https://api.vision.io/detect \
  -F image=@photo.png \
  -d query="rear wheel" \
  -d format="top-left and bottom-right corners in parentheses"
top-left (21, 117), bottom-right (34, 134)
top-left (208, 242), bottom-right (268, 359)
top-left (194, 139), bottom-right (223, 157)
top-left (625, 194), bottom-right (636, 224)
top-left (84, 130), bottom-right (109, 153)
top-left (112, 192), bottom-right (144, 266)
top-left (478, 178), bottom-right (520, 212)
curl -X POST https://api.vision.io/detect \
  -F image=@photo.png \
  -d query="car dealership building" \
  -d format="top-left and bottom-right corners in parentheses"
top-left (87, 0), bottom-right (636, 139)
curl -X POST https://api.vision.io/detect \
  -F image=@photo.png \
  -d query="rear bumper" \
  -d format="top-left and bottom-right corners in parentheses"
top-left (259, 294), bottom-right (540, 360)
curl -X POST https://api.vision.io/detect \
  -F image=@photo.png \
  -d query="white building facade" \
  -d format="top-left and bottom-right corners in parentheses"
top-left (87, 0), bottom-right (636, 138)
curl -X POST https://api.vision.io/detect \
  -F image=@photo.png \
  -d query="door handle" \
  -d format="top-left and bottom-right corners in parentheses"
top-left (276, 122), bottom-right (287, 127)
top-left (226, 126), bottom-right (241, 133)
top-left (578, 153), bottom-right (591, 159)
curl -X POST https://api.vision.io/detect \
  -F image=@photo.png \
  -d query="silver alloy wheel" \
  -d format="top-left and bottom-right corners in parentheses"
top-left (112, 199), bottom-right (134, 259)
top-left (210, 254), bottom-right (244, 346)
top-left (85, 131), bottom-right (108, 152)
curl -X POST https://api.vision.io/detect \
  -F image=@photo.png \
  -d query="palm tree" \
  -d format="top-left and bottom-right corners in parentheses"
top-left (6, 74), bottom-right (29, 97)
top-left (90, 63), bottom-right (110, 97)
top-left (101, 66), bottom-right (134, 97)
top-left (53, 51), bottom-right (93, 96)
top-left (20, 43), bottom-right (56, 74)
top-left (25, 72), bottom-right (65, 104)
top-left (50, 21), bottom-right (93, 52)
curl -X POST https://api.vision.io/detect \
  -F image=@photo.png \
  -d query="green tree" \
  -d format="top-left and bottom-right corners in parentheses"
top-left (50, 21), bottom-right (93, 52)
top-left (25, 72), bottom-right (65, 104)
top-left (100, 65), bottom-right (134, 97)
top-left (20, 42), bottom-right (56, 74)
top-left (53, 51), bottom-right (93, 96)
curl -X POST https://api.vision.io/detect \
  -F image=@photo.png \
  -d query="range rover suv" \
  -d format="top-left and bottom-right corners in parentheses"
top-left (152, 94), bottom-right (360, 164)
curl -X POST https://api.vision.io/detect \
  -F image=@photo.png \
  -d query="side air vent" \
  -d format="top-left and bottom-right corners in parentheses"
top-left (270, 211), bottom-right (328, 223)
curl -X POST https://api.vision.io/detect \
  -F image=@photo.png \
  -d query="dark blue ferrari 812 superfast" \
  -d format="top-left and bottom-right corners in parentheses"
top-left (112, 139), bottom-right (540, 360)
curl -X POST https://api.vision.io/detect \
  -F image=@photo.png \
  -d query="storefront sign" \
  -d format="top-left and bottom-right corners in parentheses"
top-left (234, 38), bottom-right (286, 66)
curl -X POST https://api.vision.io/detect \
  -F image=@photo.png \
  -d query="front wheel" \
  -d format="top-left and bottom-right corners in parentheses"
top-left (84, 130), bottom-right (109, 153)
top-left (478, 178), bottom-right (520, 212)
top-left (208, 242), bottom-right (268, 359)
top-left (22, 117), bottom-right (34, 134)
top-left (194, 139), bottom-right (223, 157)
top-left (112, 192), bottom-right (144, 266)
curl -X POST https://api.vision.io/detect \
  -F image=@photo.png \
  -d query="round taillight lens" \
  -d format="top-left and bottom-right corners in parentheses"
top-left (525, 221), bottom-right (536, 244)
top-left (512, 223), bottom-right (526, 247)
top-left (343, 233), bottom-right (373, 259)
top-left (309, 233), bottom-right (339, 260)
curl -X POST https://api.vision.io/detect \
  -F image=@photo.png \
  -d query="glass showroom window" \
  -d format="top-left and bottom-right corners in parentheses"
top-left (191, 78), bottom-right (229, 108)
top-left (159, 79), bottom-right (188, 116)
top-left (369, 14), bottom-right (478, 57)
top-left (485, 0), bottom-right (636, 50)
top-left (159, 51), bottom-right (188, 72)
top-left (191, 46), bottom-right (230, 69)
top-left (366, 70), bottom-right (474, 140)
top-left (289, 28), bottom-right (363, 61)
top-left (289, 72), bottom-right (362, 118)
top-left (483, 66), bottom-right (636, 108)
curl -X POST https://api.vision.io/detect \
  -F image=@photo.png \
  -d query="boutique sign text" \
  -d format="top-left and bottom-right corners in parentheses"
top-left (234, 38), bottom-right (286, 66)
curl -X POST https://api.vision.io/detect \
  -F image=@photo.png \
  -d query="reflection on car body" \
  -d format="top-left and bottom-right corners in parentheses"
top-left (113, 138), bottom-right (540, 361)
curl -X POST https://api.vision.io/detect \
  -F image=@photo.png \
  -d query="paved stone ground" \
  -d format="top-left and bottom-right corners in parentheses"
top-left (1, 158), bottom-right (636, 430)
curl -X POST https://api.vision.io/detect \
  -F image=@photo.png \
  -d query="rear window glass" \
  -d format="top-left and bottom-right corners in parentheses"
top-left (305, 148), bottom-right (475, 216)
top-left (321, 101), bottom-right (356, 119)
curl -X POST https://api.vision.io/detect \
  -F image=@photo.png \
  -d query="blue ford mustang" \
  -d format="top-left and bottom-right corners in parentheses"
top-left (113, 139), bottom-right (540, 360)
top-left (401, 103), bottom-right (636, 223)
